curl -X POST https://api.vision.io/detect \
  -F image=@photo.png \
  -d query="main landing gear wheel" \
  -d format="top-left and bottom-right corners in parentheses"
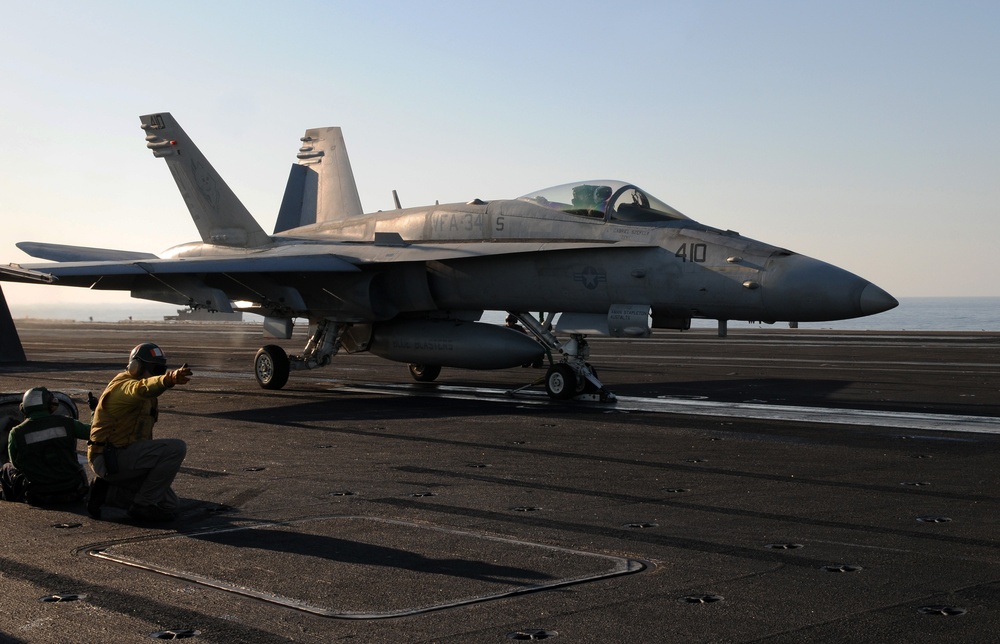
top-left (408, 364), bottom-right (441, 382)
top-left (545, 364), bottom-right (578, 400)
top-left (255, 344), bottom-right (290, 390)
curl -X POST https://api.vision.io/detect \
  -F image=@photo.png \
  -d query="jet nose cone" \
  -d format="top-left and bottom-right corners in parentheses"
top-left (762, 253), bottom-right (897, 322)
top-left (859, 283), bottom-right (898, 316)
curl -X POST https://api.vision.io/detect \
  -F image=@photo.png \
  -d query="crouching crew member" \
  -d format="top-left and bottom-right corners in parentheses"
top-left (88, 342), bottom-right (192, 522)
top-left (0, 387), bottom-right (90, 505)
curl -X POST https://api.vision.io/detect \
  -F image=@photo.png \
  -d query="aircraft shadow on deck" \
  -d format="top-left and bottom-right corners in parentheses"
top-left (189, 527), bottom-right (554, 585)
top-left (205, 395), bottom-right (535, 424)
top-left (613, 377), bottom-right (852, 403)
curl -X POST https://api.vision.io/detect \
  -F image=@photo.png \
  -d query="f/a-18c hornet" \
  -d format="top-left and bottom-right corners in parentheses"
top-left (1, 113), bottom-right (897, 401)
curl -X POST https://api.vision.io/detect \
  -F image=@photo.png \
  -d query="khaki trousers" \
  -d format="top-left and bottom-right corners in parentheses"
top-left (91, 438), bottom-right (186, 510)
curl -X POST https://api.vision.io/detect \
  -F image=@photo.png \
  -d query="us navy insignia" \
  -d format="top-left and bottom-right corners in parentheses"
top-left (574, 266), bottom-right (607, 290)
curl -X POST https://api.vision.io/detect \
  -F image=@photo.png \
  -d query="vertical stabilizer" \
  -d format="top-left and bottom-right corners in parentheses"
top-left (274, 127), bottom-right (363, 233)
top-left (140, 113), bottom-right (271, 248)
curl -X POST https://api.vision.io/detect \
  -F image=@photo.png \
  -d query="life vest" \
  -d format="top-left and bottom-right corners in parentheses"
top-left (9, 414), bottom-right (87, 500)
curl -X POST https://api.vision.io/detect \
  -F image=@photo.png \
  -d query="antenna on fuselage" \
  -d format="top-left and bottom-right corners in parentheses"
top-left (392, 190), bottom-right (402, 210)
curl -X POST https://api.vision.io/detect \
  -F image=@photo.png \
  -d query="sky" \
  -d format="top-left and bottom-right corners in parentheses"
top-left (1, 0), bottom-right (998, 315)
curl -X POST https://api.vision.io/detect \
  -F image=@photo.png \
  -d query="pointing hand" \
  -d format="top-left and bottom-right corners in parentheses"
top-left (166, 363), bottom-right (193, 387)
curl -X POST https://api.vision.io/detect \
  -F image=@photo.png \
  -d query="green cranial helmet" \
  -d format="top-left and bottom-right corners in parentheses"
top-left (21, 387), bottom-right (55, 414)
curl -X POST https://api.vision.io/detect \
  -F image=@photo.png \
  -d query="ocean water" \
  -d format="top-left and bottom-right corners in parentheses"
top-left (694, 297), bottom-right (1000, 332)
top-left (7, 298), bottom-right (999, 332)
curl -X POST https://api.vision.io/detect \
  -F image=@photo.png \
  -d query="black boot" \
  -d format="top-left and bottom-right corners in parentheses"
top-left (87, 478), bottom-right (109, 519)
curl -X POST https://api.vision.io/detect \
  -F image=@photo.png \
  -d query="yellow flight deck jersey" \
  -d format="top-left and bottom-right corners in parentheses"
top-left (87, 371), bottom-right (172, 461)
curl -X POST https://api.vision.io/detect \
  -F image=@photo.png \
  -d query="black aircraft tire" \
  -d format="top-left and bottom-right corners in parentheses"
top-left (408, 364), bottom-right (442, 382)
top-left (545, 364), bottom-right (577, 400)
top-left (255, 345), bottom-right (290, 390)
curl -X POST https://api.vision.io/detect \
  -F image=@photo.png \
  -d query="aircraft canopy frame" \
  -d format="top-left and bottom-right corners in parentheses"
top-left (518, 180), bottom-right (690, 224)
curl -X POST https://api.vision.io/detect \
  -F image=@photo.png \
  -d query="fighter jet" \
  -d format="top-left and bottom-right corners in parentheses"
top-left (1, 113), bottom-right (897, 400)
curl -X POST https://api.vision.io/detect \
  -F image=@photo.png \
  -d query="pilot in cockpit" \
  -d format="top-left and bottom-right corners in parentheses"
top-left (571, 184), bottom-right (612, 217)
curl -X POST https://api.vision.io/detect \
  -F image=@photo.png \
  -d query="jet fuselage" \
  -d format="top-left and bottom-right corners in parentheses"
top-left (159, 186), bottom-right (893, 327)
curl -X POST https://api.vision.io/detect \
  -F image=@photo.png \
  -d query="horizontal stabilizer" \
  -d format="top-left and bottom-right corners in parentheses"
top-left (17, 242), bottom-right (158, 262)
top-left (15, 249), bottom-right (360, 281)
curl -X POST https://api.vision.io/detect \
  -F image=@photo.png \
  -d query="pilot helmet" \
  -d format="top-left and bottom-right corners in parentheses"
top-left (21, 387), bottom-right (55, 415)
top-left (127, 342), bottom-right (168, 377)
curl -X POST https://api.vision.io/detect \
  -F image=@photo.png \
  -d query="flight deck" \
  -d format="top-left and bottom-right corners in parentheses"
top-left (1, 320), bottom-right (999, 642)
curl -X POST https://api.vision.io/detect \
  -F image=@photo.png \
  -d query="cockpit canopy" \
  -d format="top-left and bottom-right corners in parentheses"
top-left (518, 180), bottom-right (690, 223)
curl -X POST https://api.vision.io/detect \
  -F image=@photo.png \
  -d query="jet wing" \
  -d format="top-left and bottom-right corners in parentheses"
top-left (324, 239), bottom-right (656, 264)
top-left (0, 264), bottom-right (56, 283)
top-left (5, 239), bottom-right (653, 286)
top-left (8, 252), bottom-right (359, 284)
top-left (17, 242), bottom-right (159, 262)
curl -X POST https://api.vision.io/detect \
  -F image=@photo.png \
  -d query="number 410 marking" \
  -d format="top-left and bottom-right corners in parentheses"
top-left (675, 243), bottom-right (707, 263)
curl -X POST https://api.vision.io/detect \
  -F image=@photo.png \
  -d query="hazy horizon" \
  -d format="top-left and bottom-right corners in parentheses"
top-left (7, 296), bottom-right (998, 332)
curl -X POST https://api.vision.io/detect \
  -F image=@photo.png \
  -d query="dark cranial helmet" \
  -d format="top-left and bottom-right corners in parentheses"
top-left (128, 342), bottom-right (168, 377)
top-left (21, 387), bottom-right (55, 414)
